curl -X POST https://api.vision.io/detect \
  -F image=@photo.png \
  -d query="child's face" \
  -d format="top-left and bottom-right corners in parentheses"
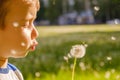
top-left (0, 0), bottom-right (39, 58)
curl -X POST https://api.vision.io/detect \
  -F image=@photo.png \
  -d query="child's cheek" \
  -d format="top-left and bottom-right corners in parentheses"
top-left (22, 28), bottom-right (31, 37)
top-left (21, 27), bottom-right (32, 47)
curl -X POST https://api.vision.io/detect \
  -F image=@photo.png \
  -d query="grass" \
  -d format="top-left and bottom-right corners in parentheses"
top-left (37, 24), bottom-right (120, 37)
top-left (39, 70), bottom-right (120, 80)
top-left (10, 24), bottom-right (120, 80)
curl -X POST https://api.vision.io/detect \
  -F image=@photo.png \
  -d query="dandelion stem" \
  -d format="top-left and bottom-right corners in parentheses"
top-left (72, 58), bottom-right (77, 80)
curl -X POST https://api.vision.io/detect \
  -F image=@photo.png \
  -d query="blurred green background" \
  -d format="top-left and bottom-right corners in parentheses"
top-left (10, 25), bottom-right (120, 80)
top-left (10, 0), bottom-right (120, 80)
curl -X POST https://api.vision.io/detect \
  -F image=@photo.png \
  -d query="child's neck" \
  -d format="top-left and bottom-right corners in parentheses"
top-left (0, 57), bottom-right (8, 68)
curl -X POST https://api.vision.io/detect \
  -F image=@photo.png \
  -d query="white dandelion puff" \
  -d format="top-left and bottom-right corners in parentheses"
top-left (68, 44), bottom-right (86, 80)
top-left (70, 45), bottom-right (86, 58)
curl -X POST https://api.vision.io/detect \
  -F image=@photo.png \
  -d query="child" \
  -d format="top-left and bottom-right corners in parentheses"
top-left (0, 0), bottom-right (40, 80)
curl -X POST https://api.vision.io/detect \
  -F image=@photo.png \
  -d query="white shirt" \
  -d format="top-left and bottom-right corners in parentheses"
top-left (0, 63), bottom-right (24, 80)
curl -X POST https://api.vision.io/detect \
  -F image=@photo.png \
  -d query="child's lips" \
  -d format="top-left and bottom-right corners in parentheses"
top-left (30, 45), bottom-right (36, 51)
top-left (30, 40), bottom-right (38, 51)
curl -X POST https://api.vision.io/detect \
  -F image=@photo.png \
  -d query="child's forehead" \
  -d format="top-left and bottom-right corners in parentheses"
top-left (9, 0), bottom-right (38, 7)
top-left (10, 0), bottom-right (40, 10)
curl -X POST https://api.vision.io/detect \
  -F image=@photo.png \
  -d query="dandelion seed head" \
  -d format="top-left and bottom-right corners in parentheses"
top-left (70, 45), bottom-right (86, 58)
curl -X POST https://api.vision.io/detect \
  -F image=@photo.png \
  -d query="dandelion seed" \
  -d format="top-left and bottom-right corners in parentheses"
top-left (63, 56), bottom-right (68, 62)
top-left (94, 71), bottom-right (100, 78)
top-left (70, 64), bottom-right (74, 69)
top-left (111, 69), bottom-right (115, 73)
top-left (111, 36), bottom-right (116, 40)
top-left (105, 71), bottom-right (111, 79)
top-left (70, 45), bottom-right (86, 58)
top-left (35, 72), bottom-right (40, 77)
top-left (24, 28), bottom-right (31, 36)
top-left (94, 6), bottom-right (100, 11)
top-left (11, 49), bottom-right (17, 54)
top-left (13, 22), bottom-right (19, 27)
top-left (100, 62), bottom-right (104, 67)
top-left (67, 53), bottom-right (72, 58)
top-left (21, 42), bottom-right (26, 47)
top-left (116, 75), bottom-right (120, 80)
top-left (79, 62), bottom-right (86, 71)
top-left (106, 56), bottom-right (112, 61)
top-left (84, 44), bottom-right (88, 47)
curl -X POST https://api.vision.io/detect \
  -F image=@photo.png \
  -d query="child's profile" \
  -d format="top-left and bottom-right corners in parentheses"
top-left (0, 0), bottom-right (40, 80)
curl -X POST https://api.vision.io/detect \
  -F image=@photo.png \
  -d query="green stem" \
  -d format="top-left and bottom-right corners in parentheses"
top-left (72, 58), bottom-right (77, 80)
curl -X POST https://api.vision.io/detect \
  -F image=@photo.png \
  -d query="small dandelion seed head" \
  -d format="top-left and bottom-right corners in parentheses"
top-left (13, 22), bottom-right (19, 27)
top-left (70, 45), bottom-right (86, 58)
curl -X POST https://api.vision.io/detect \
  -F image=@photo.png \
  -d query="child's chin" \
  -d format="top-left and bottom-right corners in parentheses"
top-left (12, 51), bottom-right (29, 58)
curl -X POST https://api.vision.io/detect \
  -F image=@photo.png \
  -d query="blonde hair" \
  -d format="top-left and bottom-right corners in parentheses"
top-left (0, 0), bottom-right (40, 29)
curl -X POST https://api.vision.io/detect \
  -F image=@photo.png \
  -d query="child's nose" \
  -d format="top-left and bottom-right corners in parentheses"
top-left (31, 26), bottom-right (39, 39)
